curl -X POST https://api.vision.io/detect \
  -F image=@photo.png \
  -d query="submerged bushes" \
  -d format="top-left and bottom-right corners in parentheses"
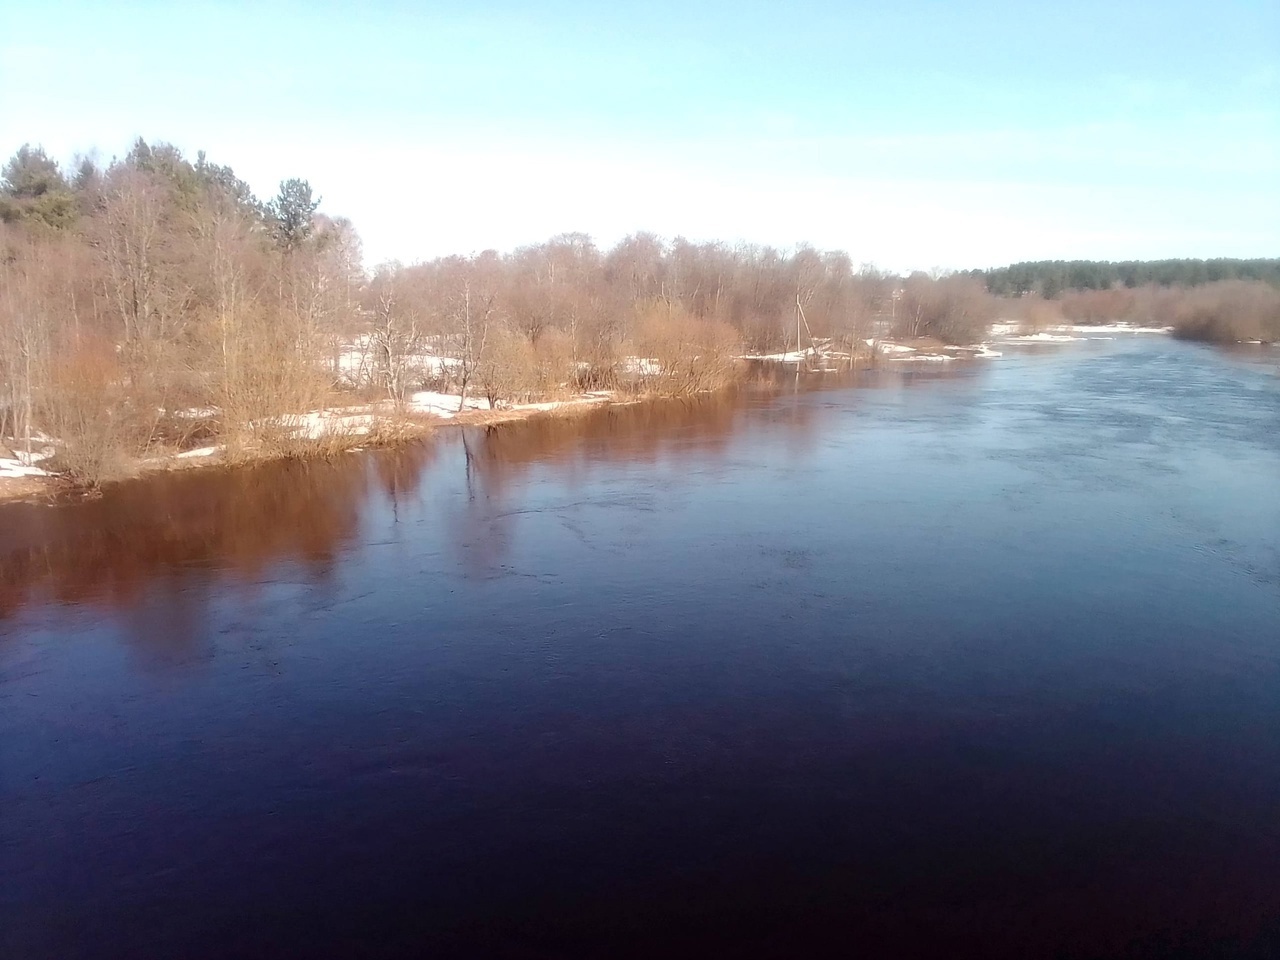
top-left (1170, 281), bottom-right (1280, 344)
top-left (1044, 280), bottom-right (1279, 342)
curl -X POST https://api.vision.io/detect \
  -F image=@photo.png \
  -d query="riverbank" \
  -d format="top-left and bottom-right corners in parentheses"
top-left (0, 334), bottom-right (1012, 503)
top-left (0, 388), bottom-right (640, 503)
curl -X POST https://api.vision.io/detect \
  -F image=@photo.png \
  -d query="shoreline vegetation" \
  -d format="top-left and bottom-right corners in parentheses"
top-left (2, 139), bottom-right (1278, 502)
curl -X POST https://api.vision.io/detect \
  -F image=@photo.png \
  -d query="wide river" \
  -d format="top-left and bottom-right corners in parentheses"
top-left (2, 338), bottom-right (1279, 959)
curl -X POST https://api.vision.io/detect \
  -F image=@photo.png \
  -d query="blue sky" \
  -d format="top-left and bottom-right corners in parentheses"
top-left (1, 0), bottom-right (1276, 270)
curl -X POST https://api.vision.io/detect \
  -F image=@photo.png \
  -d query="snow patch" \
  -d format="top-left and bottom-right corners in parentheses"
top-left (336, 337), bottom-right (463, 386)
top-left (274, 410), bottom-right (382, 438)
top-left (621, 357), bottom-right (663, 375)
top-left (1066, 324), bottom-right (1172, 334)
top-left (0, 456), bottom-right (50, 479)
top-left (175, 445), bottom-right (221, 459)
top-left (1002, 332), bottom-right (1084, 343)
top-left (407, 391), bottom-right (490, 418)
top-left (739, 351), bottom-right (807, 362)
top-left (992, 322), bottom-right (1172, 341)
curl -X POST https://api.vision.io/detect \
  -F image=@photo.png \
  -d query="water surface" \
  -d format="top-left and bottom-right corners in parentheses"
top-left (3, 339), bottom-right (1279, 958)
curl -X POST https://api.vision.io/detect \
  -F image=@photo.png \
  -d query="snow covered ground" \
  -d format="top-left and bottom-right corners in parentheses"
top-left (273, 410), bottom-right (382, 439)
top-left (0, 448), bottom-right (52, 479)
top-left (620, 357), bottom-right (662, 376)
top-left (405, 391), bottom-right (491, 418)
top-left (335, 337), bottom-right (461, 386)
top-left (0, 457), bottom-right (50, 479)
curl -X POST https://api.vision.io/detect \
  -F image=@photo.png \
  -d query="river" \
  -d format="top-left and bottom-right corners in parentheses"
top-left (2, 338), bottom-right (1278, 959)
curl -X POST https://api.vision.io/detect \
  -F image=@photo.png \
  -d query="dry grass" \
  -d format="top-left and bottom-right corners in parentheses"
top-left (449, 396), bottom-right (615, 427)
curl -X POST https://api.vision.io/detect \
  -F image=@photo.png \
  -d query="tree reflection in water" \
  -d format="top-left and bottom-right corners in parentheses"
top-left (0, 367), bottom-right (974, 625)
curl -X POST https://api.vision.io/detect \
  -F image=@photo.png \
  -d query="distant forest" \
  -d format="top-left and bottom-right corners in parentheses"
top-left (975, 259), bottom-right (1280, 298)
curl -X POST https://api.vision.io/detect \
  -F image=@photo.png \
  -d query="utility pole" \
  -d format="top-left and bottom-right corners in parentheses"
top-left (794, 295), bottom-right (801, 359)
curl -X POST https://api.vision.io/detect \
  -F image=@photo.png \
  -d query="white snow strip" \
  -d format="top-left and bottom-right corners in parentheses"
top-left (175, 446), bottom-right (221, 459)
top-left (738, 351), bottom-right (807, 362)
top-left (1002, 332), bottom-right (1084, 343)
top-left (0, 457), bottom-right (49, 478)
top-left (1066, 324), bottom-right (1172, 334)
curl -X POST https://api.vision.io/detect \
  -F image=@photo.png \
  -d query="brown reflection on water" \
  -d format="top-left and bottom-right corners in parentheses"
top-left (0, 445), bottom-right (435, 621)
top-left (447, 391), bottom-right (780, 578)
top-left (0, 368), bottom-right (968, 621)
top-left (469, 391), bottom-right (755, 483)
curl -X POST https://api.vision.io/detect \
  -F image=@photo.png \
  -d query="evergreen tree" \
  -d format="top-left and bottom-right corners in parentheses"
top-left (0, 144), bottom-right (77, 228)
top-left (269, 178), bottom-right (320, 252)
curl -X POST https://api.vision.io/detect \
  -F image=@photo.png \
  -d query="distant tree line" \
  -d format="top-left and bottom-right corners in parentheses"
top-left (974, 259), bottom-right (1280, 299)
top-left (974, 258), bottom-right (1280, 342)
top-left (2, 137), bottom-right (1273, 485)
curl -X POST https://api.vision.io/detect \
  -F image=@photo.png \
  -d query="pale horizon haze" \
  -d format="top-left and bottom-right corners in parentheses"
top-left (2, 0), bottom-right (1277, 272)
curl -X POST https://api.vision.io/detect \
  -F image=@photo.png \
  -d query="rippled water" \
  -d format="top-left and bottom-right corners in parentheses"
top-left (2, 339), bottom-right (1278, 959)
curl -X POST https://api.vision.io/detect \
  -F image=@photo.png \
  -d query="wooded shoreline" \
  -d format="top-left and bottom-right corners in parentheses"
top-left (3, 139), bottom-right (1277, 500)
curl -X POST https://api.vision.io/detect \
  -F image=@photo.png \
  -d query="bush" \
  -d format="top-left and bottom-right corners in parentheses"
top-left (1171, 281), bottom-right (1280, 343)
top-left (631, 300), bottom-right (739, 394)
top-left (39, 339), bottom-right (154, 484)
top-left (896, 274), bottom-right (993, 344)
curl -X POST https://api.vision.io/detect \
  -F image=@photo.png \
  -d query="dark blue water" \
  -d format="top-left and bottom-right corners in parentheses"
top-left (3, 339), bottom-right (1279, 959)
